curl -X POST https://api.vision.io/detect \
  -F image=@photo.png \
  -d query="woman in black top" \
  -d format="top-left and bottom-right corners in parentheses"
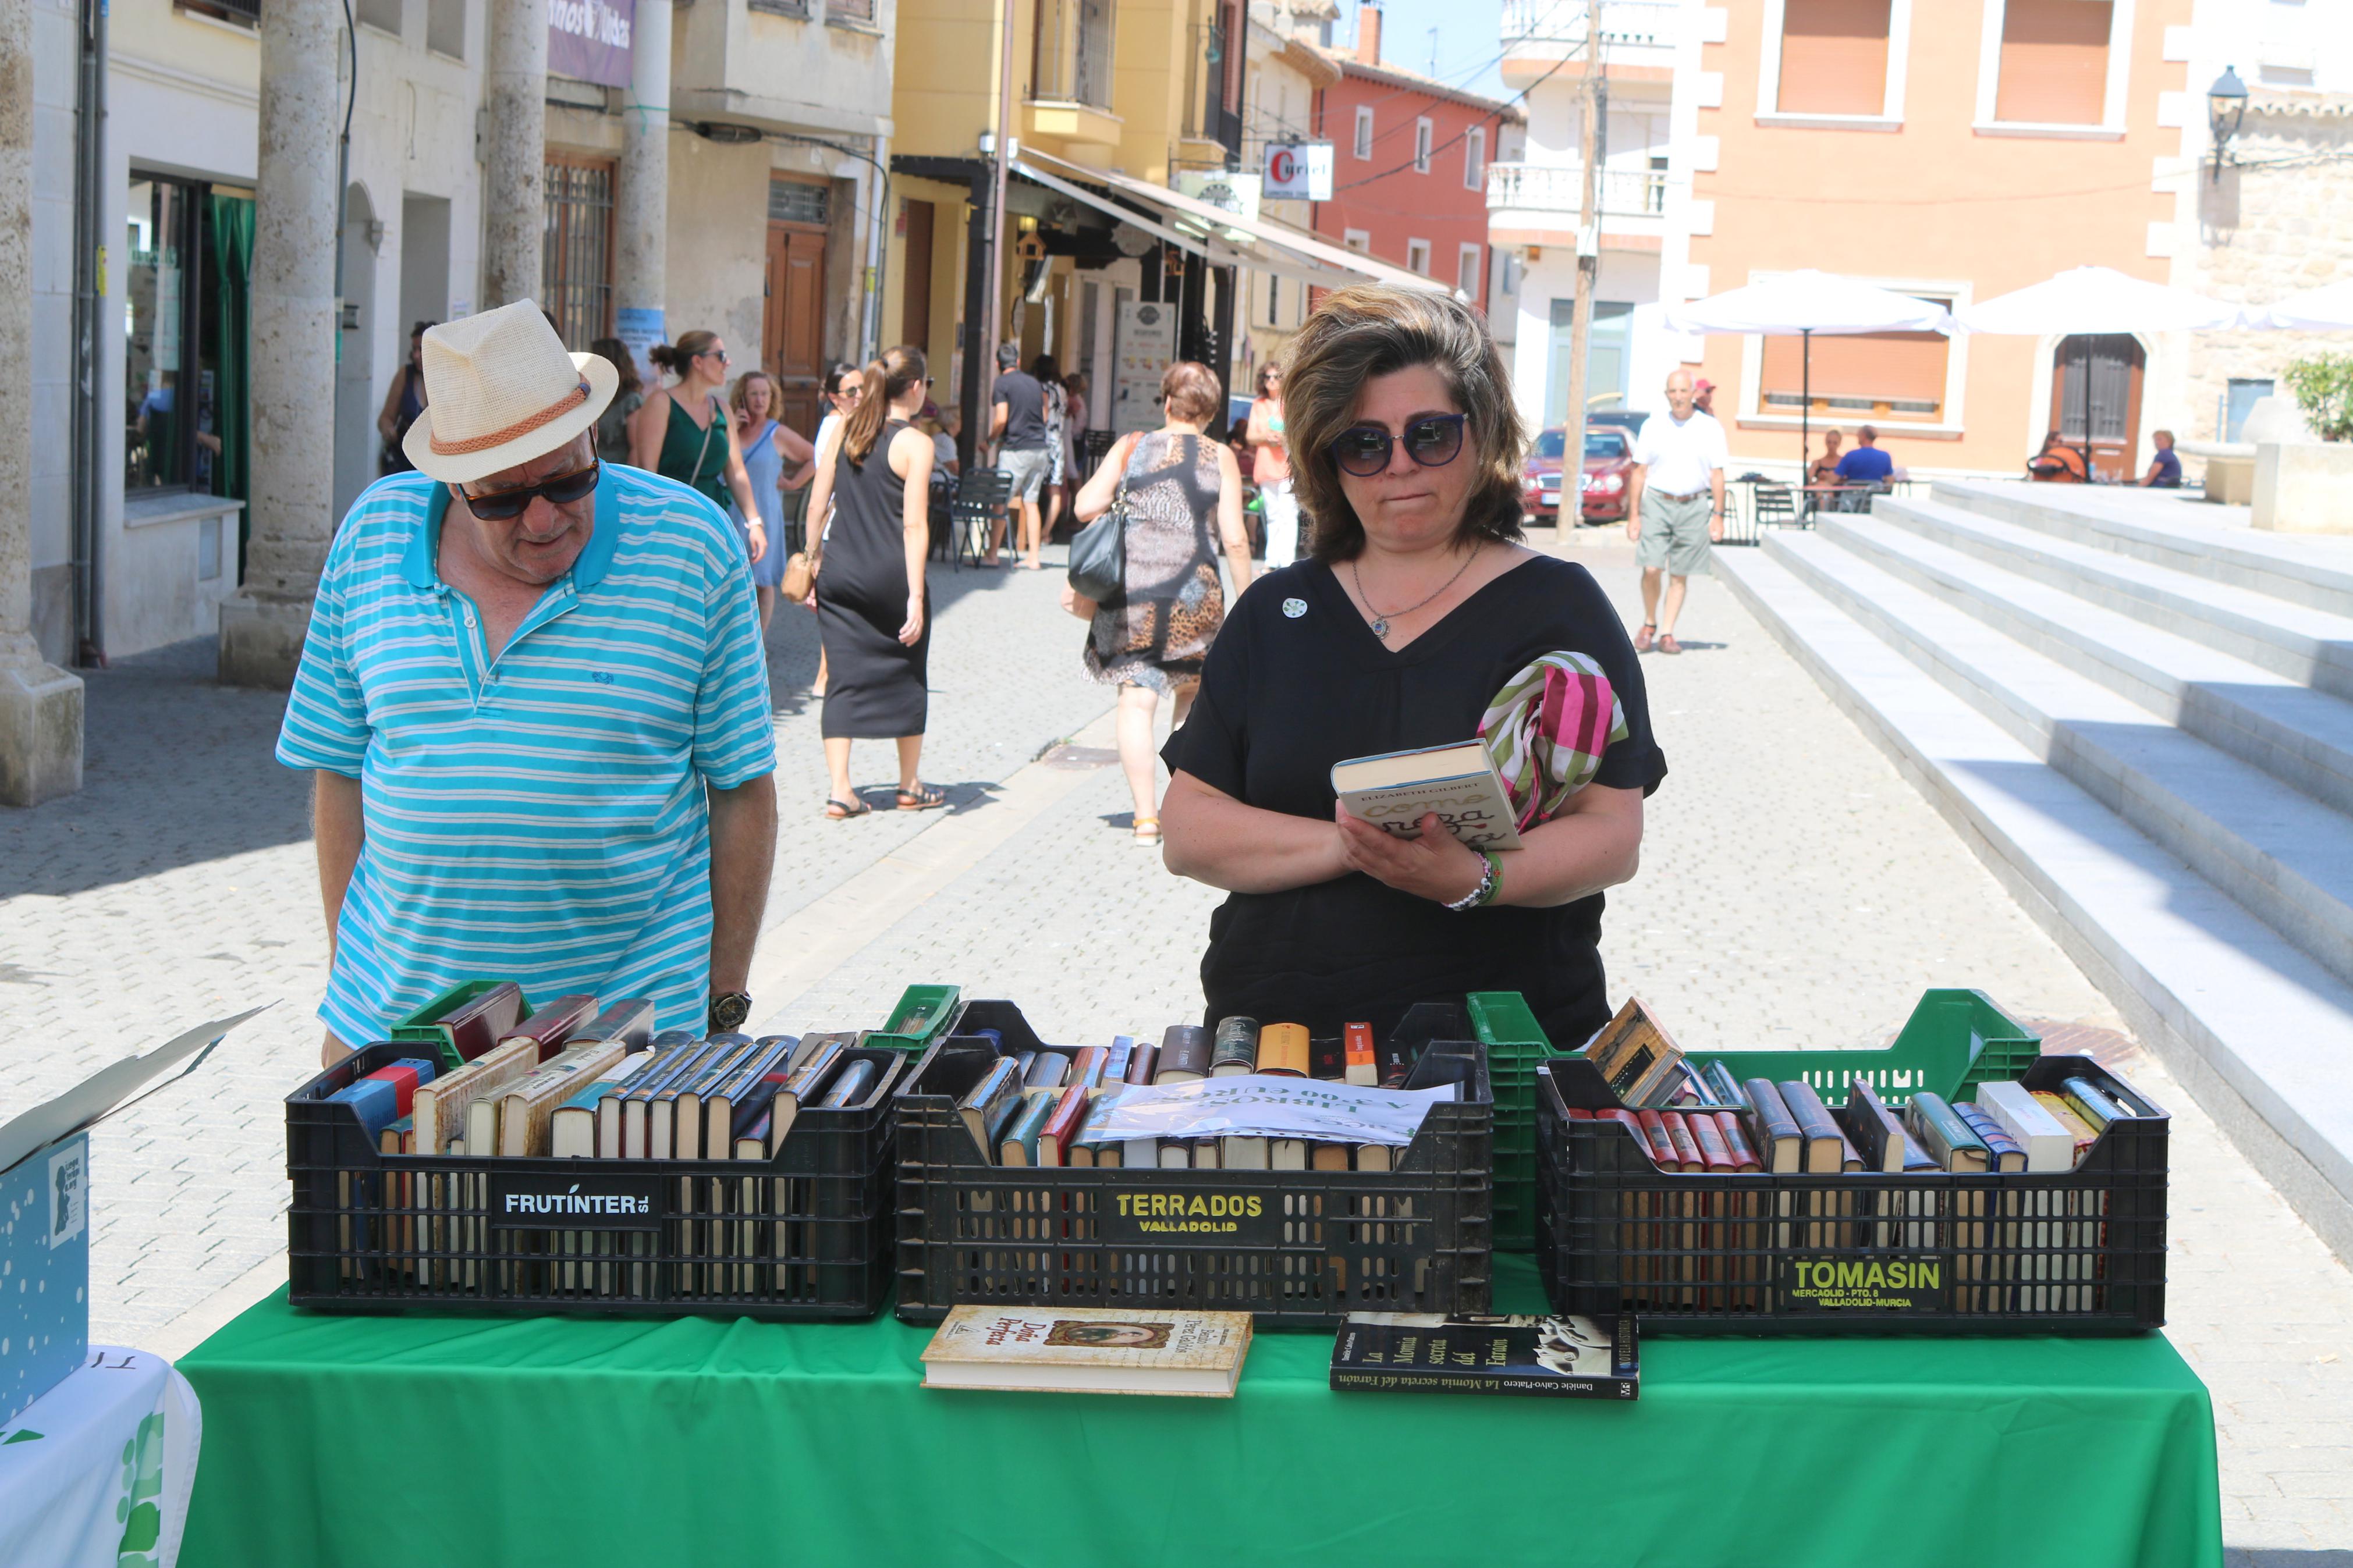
top-left (805, 345), bottom-right (941, 817)
top-left (1160, 286), bottom-right (1667, 1047)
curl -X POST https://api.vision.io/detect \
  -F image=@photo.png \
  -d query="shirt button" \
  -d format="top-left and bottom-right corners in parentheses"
top-left (463, 609), bottom-right (477, 627)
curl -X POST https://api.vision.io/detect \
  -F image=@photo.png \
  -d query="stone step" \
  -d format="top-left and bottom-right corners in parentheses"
top-left (1716, 545), bottom-right (2353, 1267)
top-left (1822, 507), bottom-right (2353, 817)
top-left (1767, 529), bottom-right (2353, 993)
top-left (1876, 491), bottom-right (2353, 702)
top-left (1929, 477), bottom-right (2353, 621)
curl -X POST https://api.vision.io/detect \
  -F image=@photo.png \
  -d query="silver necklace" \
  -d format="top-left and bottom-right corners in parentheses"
top-left (1351, 546), bottom-right (1482, 641)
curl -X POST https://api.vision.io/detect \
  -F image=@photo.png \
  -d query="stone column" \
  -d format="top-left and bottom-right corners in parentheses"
top-left (218, 0), bottom-right (340, 689)
top-left (0, 0), bottom-right (83, 800)
top-left (615, 0), bottom-right (670, 346)
top-left (483, 0), bottom-right (548, 310)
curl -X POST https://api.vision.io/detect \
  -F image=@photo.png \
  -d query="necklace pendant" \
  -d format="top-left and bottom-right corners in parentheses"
top-left (1371, 616), bottom-right (1390, 640)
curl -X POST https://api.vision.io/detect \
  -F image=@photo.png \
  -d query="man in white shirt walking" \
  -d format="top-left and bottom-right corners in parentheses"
top-left (1624, 369), bottom-right (1727, 655)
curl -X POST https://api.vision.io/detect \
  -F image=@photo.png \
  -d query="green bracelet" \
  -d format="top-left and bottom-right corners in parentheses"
top-left (1475, 848), bottom-right (1504, 906)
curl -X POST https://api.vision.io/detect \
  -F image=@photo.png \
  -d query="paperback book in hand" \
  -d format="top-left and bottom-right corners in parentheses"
top-left (1330, 1313), bottom-right (1638, 1400)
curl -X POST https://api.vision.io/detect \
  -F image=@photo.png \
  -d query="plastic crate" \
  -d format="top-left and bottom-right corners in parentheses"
top-left (892, 1002), bottom-right (1495, 1328)
top-left (285, 1041), bottom-right (898, 1320)
top-left (1690, 989), bottom-right (2040, 1108)
top-left (1533, 1053), bottom-right (2167, 1336)
top-left (388, 980), bottom-right (534, 1075)
top-left (862, 984), bottom-right (964, 1054)
top-left (1467, 991), bottom-right (1555, 1253)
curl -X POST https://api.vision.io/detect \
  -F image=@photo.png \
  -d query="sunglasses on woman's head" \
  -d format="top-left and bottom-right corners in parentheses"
top-left (462, 461), bottom-right (601, 521)
top-left (1328, 414), bottom-right (1467, 478)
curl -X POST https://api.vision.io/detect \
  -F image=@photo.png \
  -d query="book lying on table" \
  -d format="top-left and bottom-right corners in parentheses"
top-left (1329, 741), bottom-right (1525, 851)
top-left (921, 1306), bottom-right (1252, 1397)
top-left (1330, 1313), bottom-right (1638, 1400)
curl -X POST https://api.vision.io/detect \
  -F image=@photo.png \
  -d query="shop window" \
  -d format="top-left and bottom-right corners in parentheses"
top-left (1759, 322), bottom-right (1951, 424)
top-left (1776, 0), bottom-right (1892, 116)
top-left (426, 0), bottom-right (465, 57)
top-left (1993, 0), bottom-right (2113, 125)
top-left (126, 174), bottom-right (230, 496)
top-left (542, 154), bottom-right (616, 349)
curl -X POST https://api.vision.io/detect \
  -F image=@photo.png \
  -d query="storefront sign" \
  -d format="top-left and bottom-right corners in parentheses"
top-left (1112, 300), bottom-right (1177, 435)
top-left (1262, 143), bottom-right (1333, 201)
top-left (548, 0), bottom-right (636, 89)
top-left (1173, 170), bottom-right (1262, 226)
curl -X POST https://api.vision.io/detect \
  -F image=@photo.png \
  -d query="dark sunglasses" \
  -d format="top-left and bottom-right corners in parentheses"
top-left (1328, 414), bottom-right (1468, 478)
top-left (463, 461), bottom-right (600, 521)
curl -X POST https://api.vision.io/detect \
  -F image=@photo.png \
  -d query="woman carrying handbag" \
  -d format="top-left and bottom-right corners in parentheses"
top-left (1062, 361), bottom-right (1254, 844)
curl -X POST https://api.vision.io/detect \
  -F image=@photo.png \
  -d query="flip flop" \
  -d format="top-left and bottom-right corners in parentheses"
top-left (896, 783), bottom-right (947, 811)
top-left (1659, 633), bottom-right (1683, 656)
top-left (1634, 622), bottom-right (1656, 653)
top-left (824, 797), bottom-right (871, 819)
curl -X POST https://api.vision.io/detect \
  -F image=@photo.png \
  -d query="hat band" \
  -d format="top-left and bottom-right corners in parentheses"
top-left (430, 379), bottom-right (591, 458)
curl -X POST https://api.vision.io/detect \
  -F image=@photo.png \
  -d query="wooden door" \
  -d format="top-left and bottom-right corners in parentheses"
top-left (2050, 333), bottom-right (2144, 482)
top-left (765, 223), bottom-right (827, 438)
top-left (900, 200), bottom-right (934, 356)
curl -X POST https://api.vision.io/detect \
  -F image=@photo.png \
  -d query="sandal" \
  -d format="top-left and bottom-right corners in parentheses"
top-left (896, 783), bottom-right (947, 811)
top-left (1133, 816), bottom-right (1161, 844)
top-left (823, 797), bottom-right (871, 820)
top-left (1634, 622), bottom-right (1656, 653)
top-left (1659, 633), bottom-right (1683, 656)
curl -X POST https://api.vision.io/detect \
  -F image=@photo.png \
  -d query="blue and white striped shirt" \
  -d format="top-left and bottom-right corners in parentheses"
top-left (276, 467), bottom-right (777, 1046)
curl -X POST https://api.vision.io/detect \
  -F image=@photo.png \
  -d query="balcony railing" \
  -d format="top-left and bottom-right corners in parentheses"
top-left (1486, 161), bottom-right (1667, 219)
top-left (1500, 0), bottom-right (1681, 51)
top-left (1032, 0), bottom-right (1116, 111)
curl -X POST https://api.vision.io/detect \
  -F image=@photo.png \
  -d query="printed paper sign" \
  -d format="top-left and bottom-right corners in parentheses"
top-left (1087, 1076), bottom-right (1452, 1147)
top-left (47, 1144), bottom-right (86, 1249)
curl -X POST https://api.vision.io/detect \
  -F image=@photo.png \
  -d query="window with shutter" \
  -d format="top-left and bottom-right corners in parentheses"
top-left (1777, 0), bottom-right (1893, 116)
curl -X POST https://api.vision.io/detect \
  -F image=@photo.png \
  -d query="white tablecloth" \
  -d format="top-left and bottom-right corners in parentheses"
top-left (0, 1347), bottom-right (201, 1568)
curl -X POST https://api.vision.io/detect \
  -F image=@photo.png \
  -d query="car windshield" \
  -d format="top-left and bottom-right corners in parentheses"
top-left (1535, 431), bottom-right (1567, 460)
top-left (1585, 431), bottom-right (1628, 458)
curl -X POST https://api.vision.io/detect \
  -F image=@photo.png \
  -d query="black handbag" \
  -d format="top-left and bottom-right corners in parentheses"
top-left (1066, 439), bottom-right (1131, 604)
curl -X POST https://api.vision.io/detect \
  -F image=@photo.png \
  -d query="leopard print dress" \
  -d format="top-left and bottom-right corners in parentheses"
top-left (1084, 431), bottom-right (1226, 694)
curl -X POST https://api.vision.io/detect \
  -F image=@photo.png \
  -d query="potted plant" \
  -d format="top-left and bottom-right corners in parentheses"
top-left (2254, 351), bottom-right (2353, 533)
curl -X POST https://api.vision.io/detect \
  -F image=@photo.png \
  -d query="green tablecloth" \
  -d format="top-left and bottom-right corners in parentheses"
top-left (179, 1258), bottom-right (2220, 1568)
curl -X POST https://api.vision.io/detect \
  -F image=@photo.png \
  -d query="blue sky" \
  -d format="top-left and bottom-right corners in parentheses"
top-left (1335, 0), bottom-right (1511, 102)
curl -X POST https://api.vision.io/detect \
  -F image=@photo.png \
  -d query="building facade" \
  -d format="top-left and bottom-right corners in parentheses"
top-left (23, 0), bottom-right (889, 672)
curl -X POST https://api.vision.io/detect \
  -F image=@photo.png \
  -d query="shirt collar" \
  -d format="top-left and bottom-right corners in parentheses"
top-left (403, 472), bottom-right (622, 592)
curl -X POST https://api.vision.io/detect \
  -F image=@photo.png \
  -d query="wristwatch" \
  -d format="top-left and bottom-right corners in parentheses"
top-left (707, 990), bottom-right (753, 1033)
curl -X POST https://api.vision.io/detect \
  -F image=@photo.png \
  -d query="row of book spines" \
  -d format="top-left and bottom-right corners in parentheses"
top-left (995, 1019), bottom-right (1385, 1094)
top-left (1564, 1108), bottom-right (1762, 1174)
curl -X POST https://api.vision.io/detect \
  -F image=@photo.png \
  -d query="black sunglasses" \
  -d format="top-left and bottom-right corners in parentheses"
top-left (1329, 414), bottom-right (1468, 478)
top-left (463, 461), bottom-right (601, 521)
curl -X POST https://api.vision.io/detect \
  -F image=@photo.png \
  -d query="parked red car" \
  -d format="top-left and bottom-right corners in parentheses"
top-left (1522, 425), bottom-right (1638, 524)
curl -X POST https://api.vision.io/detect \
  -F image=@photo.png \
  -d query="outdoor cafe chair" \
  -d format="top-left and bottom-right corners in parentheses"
top-left (945, 468), bottom-right (1012, 570)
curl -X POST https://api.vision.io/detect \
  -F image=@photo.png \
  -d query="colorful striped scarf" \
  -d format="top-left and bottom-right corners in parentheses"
top-left (1478, 652), bottom-right (1630, 832)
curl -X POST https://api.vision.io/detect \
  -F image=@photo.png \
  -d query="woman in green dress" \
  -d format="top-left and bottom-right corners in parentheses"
top-left (627, 328), bottom-right (770, 567)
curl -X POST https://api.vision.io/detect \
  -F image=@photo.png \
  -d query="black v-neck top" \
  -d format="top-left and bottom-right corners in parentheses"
top-left (1162, 554), bottom-right (1667, 1047)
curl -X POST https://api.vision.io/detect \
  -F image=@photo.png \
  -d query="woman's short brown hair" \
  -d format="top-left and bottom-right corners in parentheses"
top-left (1160, 360), bottom-right (1222, 424)
top-left (1282, 285), bottom-right (1527, 561)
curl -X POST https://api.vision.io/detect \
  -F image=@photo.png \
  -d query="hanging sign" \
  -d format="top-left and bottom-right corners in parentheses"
top-left (1173, 170), bottom-right (1262, 226)
top-left (548, 0), bottom-right (636, 89)
top-left (1262, 143), bottom-right (1333, 201)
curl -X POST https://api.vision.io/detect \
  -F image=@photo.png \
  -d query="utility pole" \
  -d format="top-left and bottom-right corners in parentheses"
top-left (981, 0), bottom-right (1017, 420)
top-left (1560, 1), bottom-right (1604, 538)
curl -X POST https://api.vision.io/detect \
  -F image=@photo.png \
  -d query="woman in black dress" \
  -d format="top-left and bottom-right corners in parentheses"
top-left (804, 346), bottom-right (940, 818)
top-left (1159, 286), bottom-right (1667, 1046)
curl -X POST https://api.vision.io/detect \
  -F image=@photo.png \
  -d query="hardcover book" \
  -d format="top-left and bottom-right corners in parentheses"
top-left (1330, 1313), bottom-right (1637, 1400)
top-left (1583, 997), bottom-right (1687, 1107)
top-left (1329, 741), bottom-right (1525, 851)
top-left (1155, 1026), bottom-right (1213, 1084)
top-left (432, 981), bottom-right (529, 1062)
top-left (921, 1306), bottom-right (1252, 1397)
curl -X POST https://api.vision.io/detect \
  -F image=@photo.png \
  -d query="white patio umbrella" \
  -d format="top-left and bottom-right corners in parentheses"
top-left (2256, 279), bottom-right (2353, 330)
top-left (1663, 269), bottom-right (1957, 475)
top-left (1960, 266), bottom-right (2249, 479)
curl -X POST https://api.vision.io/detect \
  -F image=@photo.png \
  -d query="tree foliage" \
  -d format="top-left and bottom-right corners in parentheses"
top-left (2283, 353), bottom-right (2353, 443)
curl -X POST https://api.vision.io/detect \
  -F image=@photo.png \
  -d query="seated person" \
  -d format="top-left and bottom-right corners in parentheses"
top-left (1832, 424), bottom-right (1895, 486)
top-left (2139, 428), bottom-right (2182, 488)
top-left (1807, 429), bottom-right (1845, 486)
top-left (2028, 430), bottom-right (2089, 483)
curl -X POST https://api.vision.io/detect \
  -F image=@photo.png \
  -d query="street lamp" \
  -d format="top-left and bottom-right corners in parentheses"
top-left (2208, 66), bottom-right (2248, 184)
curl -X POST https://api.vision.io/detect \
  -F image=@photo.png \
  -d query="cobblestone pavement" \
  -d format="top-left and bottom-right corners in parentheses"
top-left (0, 553), bottom-right (1110, 1346)
top-left (3, 528), bottom-right (2345, 1553)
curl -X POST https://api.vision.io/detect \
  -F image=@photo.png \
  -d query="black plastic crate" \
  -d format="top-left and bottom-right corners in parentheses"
top-left (892, 1002), bottom-right (1495, 1328)
top-left (1534, 1054), bottom-right (2167, 1336)
top-left (286, 1041), bottom-right (898, 1320)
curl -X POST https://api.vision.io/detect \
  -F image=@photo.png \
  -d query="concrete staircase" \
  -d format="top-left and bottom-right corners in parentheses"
top-left (1717, 479), bottom-right (2353, 1264)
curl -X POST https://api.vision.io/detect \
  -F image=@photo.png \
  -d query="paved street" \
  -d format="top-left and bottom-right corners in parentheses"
top-left (2, 529), bottom-right (2347, 1556)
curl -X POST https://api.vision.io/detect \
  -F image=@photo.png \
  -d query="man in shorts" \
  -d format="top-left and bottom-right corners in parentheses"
top-left (991, 342), bottom-right (1053, 568)
top-left (1625, 369), bottom-right (1727, 656)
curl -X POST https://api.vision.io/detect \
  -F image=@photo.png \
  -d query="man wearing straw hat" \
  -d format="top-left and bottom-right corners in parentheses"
top-left (276, 302), bottom-right (779, 1064)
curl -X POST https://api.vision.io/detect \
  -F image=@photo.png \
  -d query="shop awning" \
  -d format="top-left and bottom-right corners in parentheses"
top-left (1016, 149), bottom-right (1451, 298)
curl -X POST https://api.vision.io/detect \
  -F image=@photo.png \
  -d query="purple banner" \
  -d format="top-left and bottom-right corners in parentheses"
top-left (548, 0), bottom-right (636, 89)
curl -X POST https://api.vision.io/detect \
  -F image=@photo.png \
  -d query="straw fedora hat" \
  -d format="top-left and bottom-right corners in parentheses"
top-left (402, 300), bottom-right (619, 485)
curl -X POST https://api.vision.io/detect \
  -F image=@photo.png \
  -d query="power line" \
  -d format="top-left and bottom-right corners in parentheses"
top-left (1328, 39), bottom-right (1581, 193)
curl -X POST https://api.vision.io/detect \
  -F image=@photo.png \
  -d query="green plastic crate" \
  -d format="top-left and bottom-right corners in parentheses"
top-left (388, 979), bottom-right (534, 1074)
top-left (1471, 987), bottom-right (2042, 1251)
top-left (863, 984), bottom-right (964, 1053)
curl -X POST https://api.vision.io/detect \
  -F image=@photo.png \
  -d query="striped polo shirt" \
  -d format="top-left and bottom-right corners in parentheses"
top-left (276, 465), bottom-right (777, 1046)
